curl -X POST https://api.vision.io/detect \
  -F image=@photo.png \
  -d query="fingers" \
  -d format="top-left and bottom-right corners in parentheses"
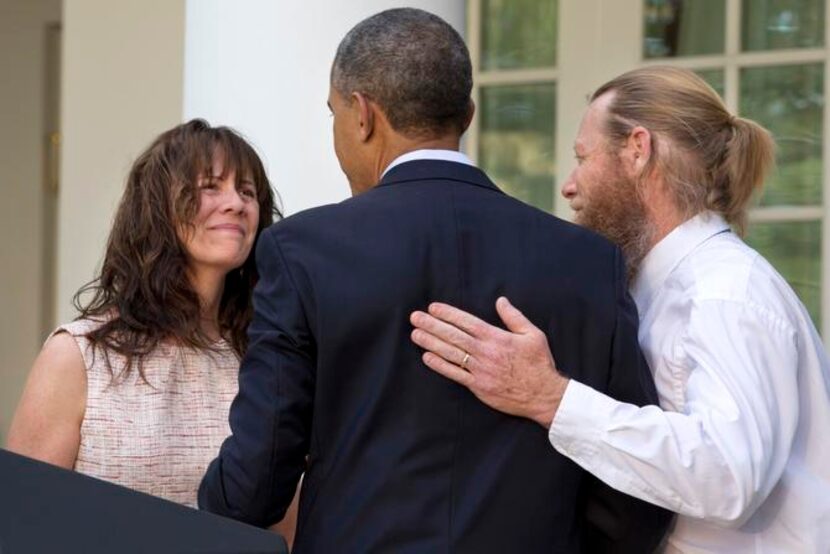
top-left (421, 352), bottom-right (475, 388)
top-left (426, 302), bottom-right (496, 339)
top-left (410, 310), bottom-right (476, 353)
top-left (410, 328), bottom-right (468, 368)
top-left (495, 297), bottom-right (536, 334)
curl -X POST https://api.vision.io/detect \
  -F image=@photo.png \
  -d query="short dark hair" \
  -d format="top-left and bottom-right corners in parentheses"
top-left (331, 8), bottom-right (472, 137)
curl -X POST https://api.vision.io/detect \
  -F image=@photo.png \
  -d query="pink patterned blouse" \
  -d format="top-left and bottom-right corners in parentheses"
top-left (54, 318), bottom-right (239, 508)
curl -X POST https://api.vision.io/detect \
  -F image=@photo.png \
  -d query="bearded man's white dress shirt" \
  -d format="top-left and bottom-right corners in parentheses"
top-left (549, 211), bottom-right (830, 553)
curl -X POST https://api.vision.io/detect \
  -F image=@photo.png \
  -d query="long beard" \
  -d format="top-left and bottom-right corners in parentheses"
top-left (575, 172), bottom-right (655, 283)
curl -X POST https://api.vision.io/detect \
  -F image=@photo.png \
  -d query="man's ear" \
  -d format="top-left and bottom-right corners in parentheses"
top-left (622, 125), bottom-right (652, 177)
top-left (461, 99), bottom-right (475, 134)
top-left (352, 92), bottom-right (375, 142)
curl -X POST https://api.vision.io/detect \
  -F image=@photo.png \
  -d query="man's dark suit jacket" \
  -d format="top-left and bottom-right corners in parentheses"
top-left (199, 159), bottom-right (671, 553)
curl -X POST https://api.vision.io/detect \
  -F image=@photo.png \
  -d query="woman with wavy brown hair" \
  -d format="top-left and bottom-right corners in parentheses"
top-left (6, 119), bottom-right (280, 509)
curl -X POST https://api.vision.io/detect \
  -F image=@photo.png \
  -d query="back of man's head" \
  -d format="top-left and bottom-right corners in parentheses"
top-left (593, 66), bottom-right (775, 234)
top-left (331, 8), bottom-right (472, 139)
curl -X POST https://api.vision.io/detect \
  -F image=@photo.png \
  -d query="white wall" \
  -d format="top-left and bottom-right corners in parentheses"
top-left (0, 0), bottom-right (62, 441)
top-left (56, 0), bottom-right (185, 325)
top-left (184, 0), bottom-right (466, 216)
top-left (555, 0), bottom-right (640, 218)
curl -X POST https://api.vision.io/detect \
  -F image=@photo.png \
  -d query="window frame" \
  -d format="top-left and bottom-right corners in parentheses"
top-left (466, 0), bottom-right (560, 212)
top-left (467, 0), bottom-right (829, 343)
top-left (638, 0), bottom-right (829, 339)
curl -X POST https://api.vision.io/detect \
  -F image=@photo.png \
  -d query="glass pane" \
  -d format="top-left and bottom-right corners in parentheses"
top-left (745, 220), bottom-right (821, 329)
top-left (740, 63), bottom-right (823, 206)
top-left (696, 68), bottom-right (725, 98)
top-left (643, 0), bottom-right (725, 58)
top-left (479, 83), bottom-right (556, 211)
top-left (481, 0), bottom-right (558, 70)
top-left (743, 0), bottom-right (825, 51)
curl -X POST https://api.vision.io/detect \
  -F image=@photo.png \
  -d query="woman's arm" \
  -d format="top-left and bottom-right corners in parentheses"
top-left (6, 332), bottom-right (87, 469)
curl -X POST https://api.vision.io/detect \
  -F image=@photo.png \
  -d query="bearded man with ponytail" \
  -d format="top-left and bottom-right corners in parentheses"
top-left (410, 66), bottom-right (830, 552)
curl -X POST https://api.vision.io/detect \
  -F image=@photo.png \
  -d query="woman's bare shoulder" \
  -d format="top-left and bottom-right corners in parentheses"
top-left (5, 330), bottom-right (87, 468)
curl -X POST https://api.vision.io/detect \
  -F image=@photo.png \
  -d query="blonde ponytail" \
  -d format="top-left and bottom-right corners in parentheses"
top-left (710, 117), bottom-right (775, 234)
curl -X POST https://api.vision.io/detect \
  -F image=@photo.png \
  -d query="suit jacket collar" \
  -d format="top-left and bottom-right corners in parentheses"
top-left (376, 159), bottom-right (504, 195)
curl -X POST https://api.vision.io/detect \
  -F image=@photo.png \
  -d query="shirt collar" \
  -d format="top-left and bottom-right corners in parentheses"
top-left (381, 149), bottom-right (474, 178)
top-left (631, 211), bottom-right (731, 314)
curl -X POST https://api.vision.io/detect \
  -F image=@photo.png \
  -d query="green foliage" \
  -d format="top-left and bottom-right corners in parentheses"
top-left (746, 221), bottom-right (822, 327)
top-left (741, 63), bottom-right (824, 206)
top-left (482, 0), bottom-right (558, 70)
top-left (479, 84), bottom-right (557, 211)
top-left (743, 0), bottom-right (825, 51)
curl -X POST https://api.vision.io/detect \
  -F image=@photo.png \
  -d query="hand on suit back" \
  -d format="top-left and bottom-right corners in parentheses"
top-left (410, 296), bottom-right (569, 428)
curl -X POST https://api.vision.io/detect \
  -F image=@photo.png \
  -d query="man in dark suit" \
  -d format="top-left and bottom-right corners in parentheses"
top-left (199, 8), bottom-right (671, 552)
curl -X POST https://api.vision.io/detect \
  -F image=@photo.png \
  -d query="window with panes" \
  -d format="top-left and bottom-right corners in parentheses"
top-left (468, 0), bottom-right (827, 337)
top-left (643, 0), bottom-right (825, 331)
top-left (468, 0), bottom-right (558, 211)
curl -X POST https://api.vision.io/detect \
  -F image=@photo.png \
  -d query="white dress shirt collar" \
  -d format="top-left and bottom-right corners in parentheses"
top-left (381, 149), bottom-right (474, 179)
top-left (632, 211), bottom-right (731, 314)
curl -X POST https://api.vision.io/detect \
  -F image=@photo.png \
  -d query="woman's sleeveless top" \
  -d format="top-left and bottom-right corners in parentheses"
top-left (54, 318), bottom-right (239, 508)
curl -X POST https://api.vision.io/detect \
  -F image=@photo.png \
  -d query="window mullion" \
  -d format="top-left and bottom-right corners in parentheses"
top-left (725, 0), bottom-right (741, 113)
top-left (465, 0), bottom-right (482, 164)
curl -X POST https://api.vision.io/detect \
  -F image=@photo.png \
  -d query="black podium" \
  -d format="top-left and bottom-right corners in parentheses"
top-left (0, 449), bottom-right (287, 553)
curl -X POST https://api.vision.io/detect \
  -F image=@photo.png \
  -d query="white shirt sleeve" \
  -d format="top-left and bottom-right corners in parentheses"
top-left (549, 298), bottom-right (799, 526)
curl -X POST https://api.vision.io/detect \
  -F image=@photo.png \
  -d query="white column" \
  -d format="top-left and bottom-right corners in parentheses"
top-left (184, 0), bottom-right (466, 216)
top-left (555, 0), bottom-right (641, 219)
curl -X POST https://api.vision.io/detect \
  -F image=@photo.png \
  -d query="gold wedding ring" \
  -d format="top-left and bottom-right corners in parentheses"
top-left (461, 352), bottom-right (471, 370)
